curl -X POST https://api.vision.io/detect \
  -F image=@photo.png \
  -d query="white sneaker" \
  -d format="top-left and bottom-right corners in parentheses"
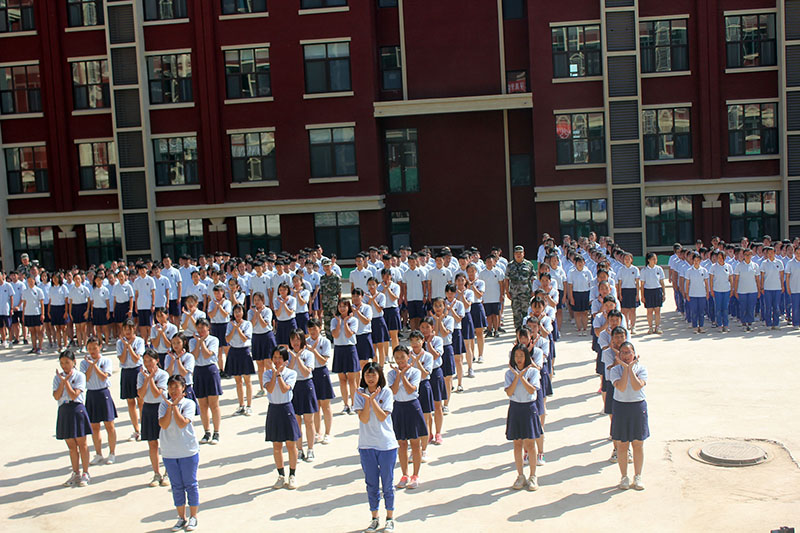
top-left (421, 450), bottom-right (428, 463)
top-left (171, 518), bottom-right (188, 532)
top-left (467, 368), bottom-right (475, 378)
top-left (322, 434), bottom-right (331, 445)
top-left (512, 474), bottom-right (526, 490)
top-left (536, 453), bottom-right (546, 466)
top-left (384, 519), bottom-right (395, 532)
top-left (63, 472), bottom-right (80, 487)
top-left (148, 474), bottom-right (161, 487)
top-left (130, 431), bottom-right (140, 442)
top-left (609, 449), bottom-right (618, 463)
top-left (234, 405), bottom-right (245, 416)
top-left (273, 475), bottom-right (285, 489)
top-left (185, 516), bottom-right (198, 532)
top-left (305, 449), bottom-right (315, 462)
top-left (78, 472), bottom-right (90, 487)
top-left (104, 454), bottom-right (115, 465)
top-left (255, 389), bottom-right (266, 398)
top-left (618, 475), bottom-right (631, 490)
top-left (244, 406), bottom-right (253, 416)
top-left (632, 474), bottom-right (644, 490)
top-left (476, 355), bottom-right (484, 364)
top-left (526, 475), bottom-right (538, 491)
top-left (90, 454), bottom-right (105, 465)
top-left (286, 475), bottom-right (297, 490)
top-left (363, 518), bottom-right (380, 533)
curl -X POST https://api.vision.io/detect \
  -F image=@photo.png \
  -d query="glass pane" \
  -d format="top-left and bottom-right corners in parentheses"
top-left (591, 199), bottom-right (607, 223)
top-left (746, 192), bottom-right (762, 215)
top-left (763, 191), bottom-right (777, 215)
top-left (677, 196), bottom-right (692, 219)
top-left (645, 197), bottom-right (660, 221)
top-left (314, 212), bottom-right (337, 227)
top-left (174, 219), bottom-right (189, 239)
top-left (657, 108), bottom-right (673, 133)
top-left (251, 215), bottom-right (266, 238)
top-left (304, 44), bottom-right (327, 60)
top-left (339, 227), bottom-right (361, 258)
top-left (266, 214), bottom-right (281, 238)
top-left (661, 196), bottom-right (676, 220)
top-left (309, 129), bottom-right (331, 144)
top-left (338, 211), bottom-right (359, 226)
top-left (189, 219), bottom-right (202, 237)
top-left (236, 216), bottom-right (249, 236)
top-left (559, 201), bottom-right (575, 224)
top-left (333, 127), bottom-right (355, 143)
top-left (327, 42), bottom-right (349, 58)
top-left (761, 103), bottom-right (776, 128)
top-left (575, 200), bottom-right (591, 223)
top-left (674, 108), bottom-right (691, 133)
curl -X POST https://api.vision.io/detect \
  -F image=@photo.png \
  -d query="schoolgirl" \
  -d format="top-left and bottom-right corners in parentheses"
top-left (610, 342), bottom-right (648, 491)
top-left (388, 345), bottom-right (428, 490)
top-left (505, 343), bottom-right (541, 491)
top-left (379, 268), bottom-right (402, 351)
top-left (351, 288), bottom-right (375, 367)
top-left (227, 276), bottom-right (245, 307)
top-left (455, 273), bottom-right (476, 379)
top-left (787, 246), bottom-right (800, 329)
top-left (180, 295), bottom-right (206, 338)
top-left (132, 264), bottom-right (156, 340)
top-left (189, 317), bottom-right (222, 445)
top-left (249, 292), bottom-right (276, 397)
top-left (421, 315), bottom-right (446, 445)
top-left (165, 333), bottom-right (198, 410)
top-left (207, 285), bottom-right (231, 378)
top-left (287, 328), bottom-right (318, 462)
top-left (443, 285), bottom-right (465, 396)
top-left (39, 271), bottom-right (54, 350)
top-left (407, 330), bottom-right (433, 462)
top-left (518, 322), bottom-right (547, 465)
top-left (117, 318), bottom-right (145, 441)
top-left (112, 270), bottom-right (134, 338)
top-left (225, 303), bottom-right (255, 416)
top-left (264, 346), bottom-right (301, 490)
top-left (89, 274), bottom-right (111, 350)
top-left (303, 260), bottom-right (322, 321)
top-left (21, 275), bottom-right (46, 354)
top-left (684, 252), bottom-right (710, 333)
top-left (432, 297), bottom-right (456, 413)
top-left (355, 363), bottom-right (397, 533)
top-left (760, 246), bottom-right (785, 329)
top-left (0, 271), bottom-right (13, 348)
top-left (306, 318), bottom-right (334, 444)
top-left (273, 282), bottom-right (298, 346)
top-left (601, 326), bottom-right (631, 464)
top-left (466, 264), bottom-right (487, 364)
top-left (366, 277), bottom-right (390, 366)
top-left (291, 274), bottom-right (311, 332)
top-left (547, 254), bottom-right (567, 332)
top-left (151, 307), bottom-right (178, 368)
top-left (80, 335), bottom-right (117, 465)
top-left (158, 374), bottom-right (200, 532)
top-left (137, 349), bottom-right (169, 487)
top-left (639, 253), bottom-right (665, 334)
top-left (566, 256), bottom-right (594, 335)
top-left (616, 253), bottom-right (640, 335)
top-left (331, 298), bottom-right (360, 414)
top-left (709, 251), bottom-right (734, 332)
top-left (53, 349), bottom-right (92, 487)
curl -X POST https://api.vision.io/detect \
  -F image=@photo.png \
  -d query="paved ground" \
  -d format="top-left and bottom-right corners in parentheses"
top-left (2, 287), bottom-right (799, 532)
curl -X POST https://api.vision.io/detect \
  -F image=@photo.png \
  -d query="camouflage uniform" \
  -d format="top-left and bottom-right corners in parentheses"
top-left (320, 272), bottom-right (342, 340)
top-left (506, 258), bottom-right (535, 330)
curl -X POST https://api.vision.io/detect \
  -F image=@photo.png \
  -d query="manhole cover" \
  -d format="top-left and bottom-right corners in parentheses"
top-left (691, 441), bottom-right (768, 467)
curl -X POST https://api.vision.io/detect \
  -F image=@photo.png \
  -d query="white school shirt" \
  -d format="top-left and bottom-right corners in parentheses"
top-left (178, 265), bottom-right (198, 297)
top-left (153, 275), bottom-right (170, 307)
top-left (610, 362), bottom-right (648, 402)
top-left (617, 265), bottom-right (640, 289)
top-left (402, 268), bottom-right (426, 301)
top-left (786, 258), bottom-right (800, 293)
top-left (411, 349), bottom-right (433, 379)
top-left (263, 367), bottom-right (296, 404)
top-left (567, 268), bottom-right (594, 292)
top-left (181, 309), bottom-right (206, 337)
top-left (366, 291), bottom-right (386, 318)
top-left (289, 348), bottom-right (314, 380)
top-left (11, 280), bottom-right (24, 307)
top-left (424, 335), bottom-right (444, 369)
top-left (39, 281), bottom-right (50, 304)
top-left (445, 299), bottom-right (464, 330)
top-left (90, 286), bottom-right (110, 309)
top-left (248, 306), bottom-right (274, 334)
top-left (68, 284), bottom-right (91, 306)
top-left (709, 263), bottom-right (733, 292)
top-left (479, 267), bottom-right (505, 304)
top-left (133, 275), bottom-right (156, 309)
top-left (249, 273), bottom-right (271, 300)
top-left (437, 315), bottom-right (455, 344)
top-left (48, 284), bottom-right (69, 306)
top-left (354, 387), bottom-right (397, 451)
top-left (458, 289), bottom-right (475, 313)
top-left (207, 298), bottom-right (231, 324)
top-left (189, 334), bottom-right (220, 366)
top-left (734, 261), bottom-right (760, 294)
top-left (162, 266), bottom-right (181, 300)
top-left (137, 368), bottom-right (169, 404)
top-left (117, 336), bottom-right (145, 369)
top-left (0, 282), bottom-right (14, 315)
top-left (164, 351), bottom-right (195, 386)
top-left (686, 266), bottom-right (709, 298)
top-left (150, 322), bottom-right (178, 353)
top-left (640, 265), bottom-right (665, 290)
top-left (427, 266), bottom-right (453, 299)
top-left (112, 282), bottom-right (134, 304)
top-left (504, 367), bottom-right (540, 403)
top-left (53, 370), bottom-right (87, 405)
top-left (292, 288), bottom-right (311, 313)
top-left (388, 367), bottom-right (421, 401)
top-left (158, 398), bottom-right (199, 459)
top-left (270, 272), bottom-right (292, 294)
top-left (308, 335), bottom-right (332, 369)
top-left (185, 281), bottom-right (207, 303)
top-left (226, 319), bottom-right (253, 348)
top-left (349, 268), bottom-right (372, 293)
top-left (303, 270), bottom-right (321, 292)
top-left (469, 278), bottom-right (486, 303)
top-left (22, 286), bottom-right (45, 315)
top-left (273, 295), bottom-right (297, 321)
top-left (354, 303), bottom-right (373, 334)
top-left (331, 316), bottom-right (358, 346)
top-left (379, 281), bottom-right (400, 308)
top-left (760, 259), bottom-right (784, 291)
top-left (80, 356), bottom-right (113, 390)
top-left (601, 348), bottom-right (617, 381)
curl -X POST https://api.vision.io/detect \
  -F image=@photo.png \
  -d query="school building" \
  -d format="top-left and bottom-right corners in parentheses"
top-left (1, 0), bottom-right (799, 270)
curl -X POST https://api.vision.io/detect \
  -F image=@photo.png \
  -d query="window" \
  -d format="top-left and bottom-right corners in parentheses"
top-left (0, 0), bottom-right (35, 33)
top-left (225, 47), bottom-right (270, 99)
top-left (644, 195), bottom-right (693, 246)
top-left (729, 191), bottom-right (779, 242)
top-left (78, 141), bottom-right (116, 190)
top-left (642, 107), bottom-right (692, 160)
top-left (727, 102), bottom-right (778, 156)
top-left (551, 24), bottom-right (601, 78)
top-left (507, 70), bottom-right (528, 93)
top-left (639, 19), bottom-right (688, 73)
top-left (160, 219), bottom-right (204, 259)
top-left (304, 42), bottom-right (351, 94)
top-left (0, 64), bottom-right (42, 115)
top-left (314, 211), bottom-right (360, 259)
top-left (5, 145), bottom-right (47, 194)
top-left (12, 227), bottom-right (55, 271)
top-left (153, 136), bottom-right (198, 186)
top-left (502, 0), bottom-right (523, 20)
top-left (221, 0), bottom-right (267, 15)
top-left (385, 128), bottom-right (417, 193)
top-left (301, 0), bottom-right (347, 7)
top-left (559, 200), bottom-right (608, 239)
top-left (378, 0), bottom-right (397, 7)
top-left (85, 223), bottom-right (121, 266)
top-left (236, 215), bottom-right (281, 256)
top-left (71, 59), bottom-right (110, 110)
top-left (309, 126), bottom-right (356, 178)
top-left (510, 154), bottom-right (531, 186)
top-left (555, 113), bottom-right (605, 165)
top-left (144, 0), bottom-right (188, 20)
top-left (390, 211), bottom-right (410, 250)
top-left (147, 54), bottom-right (192, 104)
top-left (725, 14), bottom-right (776, 68)
top-left (67, 0), bottom-right (104, 27)
top-left (230, 131), bottom-right (276, 182)
top-left (379, 46), bottom-right (402, 91)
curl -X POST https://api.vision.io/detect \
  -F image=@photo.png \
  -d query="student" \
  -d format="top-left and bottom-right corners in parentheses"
top-left (165, 333), bottom-right (197, 411)
top-left (432, 297), bottom-right (456, 413)
top-left (355, 363), bottom-right (397, 533)
top-left (379, 268), bottom-right (402, 351)
top-left (709, 251), bottom-right (734, 333)
top-left (151, 307), bottom-right (179, 369)
top-left (189, 318), bottom-right (222, 445)
top-left (616, 253), bottom-right (640, 335)
top-left (547, 254), bottom-right (567, 332)
top-left (401, 254), bottom-right (426, 331)
top-left (291, 274), bottom-right (311, 332)
top-left (331, 298), bottom-right (359, 414)
top-left (180, 295), bottom-right (206, 338)
top-left (264, 346), bottom-right (301, 490)
top-left (89, 274), bottom-right (111, 351)
top-left (453, 274), bottom-right (476, 382)
top-left (112, 271), bottom-right (134, 338)
top-left (479, 255), bottom-right (505, 338)
top-left (610, 342), bottom-right (648, 491)
top-left (207, 286), bottom-right (231, 378)
top-left (54, 349), bottom-right (92, 487)
top-left (466, 264), bottom-right (487, 363)
top-left (133, 264), bottom-right (156, 340)
top-left (287, 329), bottom-right (318, 462)
top-left (601, 326), bottom-right (630, 463)
top-left (49, 273), bottom-right (70, 352)
top-left (366, 278), bottom-right (390, 366)
top-left (352, 288), bottom-right (375, 367)
top-left (159, 374), bottom-right (200, 532)
top-left (760, 246), bottom-right (785, 330)
top-left (420, 316), bottom-right (446, 445)
top-left (0, 271), bottom-right (13, 348)
top-left (505, 343), bottom-right (541, 491)
top-left (21, 274), bottom-right (46, 354)
top-left (307, 319), bottom-right (334, 444)
top-left (640, 253), bottom-right (665, 334)
top-left (733, 249), bottom-right (761, 331)
top-left (566, 256), bottom-right (594, 335)
top-left (225, 303), bottom-right (255, 416)
top-left (684, 252), bottom-right (710, 333)
top-left (787, 246), bottom-right (800, 329)
top-left (388, 345), bottom-right (428, 490)
top-left (138, 349), bottom-right (169, 487)
top-left (80, 336), bottom-right (117, 465)
top-left (117, 318), bottom-right (145, 441)
top-left (68, 273), bottom-right (92, 352)
top-left (162, 256), bottom-right (183, 327)
top-left (407, 330), bottom-right (433, 462)
top-left (249, 292), bottom-right (276, 397)
top-left (273, 282), bottom-right (298, 346)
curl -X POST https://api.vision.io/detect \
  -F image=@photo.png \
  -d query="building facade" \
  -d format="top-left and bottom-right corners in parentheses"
top-left (0, 0), bottom-right (798, 270)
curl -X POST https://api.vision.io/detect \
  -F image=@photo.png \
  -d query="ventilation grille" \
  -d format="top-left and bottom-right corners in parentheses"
top-left (611, 144), bottom-right (641, 184)
top-left (613, 188), bottom-right (642, 228)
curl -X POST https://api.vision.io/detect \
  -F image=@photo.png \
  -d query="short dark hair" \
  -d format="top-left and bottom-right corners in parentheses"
top-left (167, 374), bottom-right (186, 388)
top-left (272, 345), bottom-right (290, 362)
top-left (509, 343), bottom-right (532, 370)
top-left (359, 362), bottom-right (386, 388)
top-left (289, 328), bottom-right (306, 348)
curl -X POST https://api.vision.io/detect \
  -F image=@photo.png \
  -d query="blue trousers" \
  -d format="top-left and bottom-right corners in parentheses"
top-left (782, 288), bottom-right (791, 321)
top-left (688, 296), bottom-right (706, 327)
top-left (738, 292), bottom-right (757, 324)
top-left (359, 448), bottom-right (397, 512)
top-left (714, 291), bottom-right (730, 327)
top-left (792, 294), bottom-right (800, 327)
top-left (674, 288), bottom-right (684, 313)
top-left (729, 294), bottom-right (739, 321)
top-left (164, 454), bottom-right (200, 507)
top-left (762, 290), bottom-right (782, 327)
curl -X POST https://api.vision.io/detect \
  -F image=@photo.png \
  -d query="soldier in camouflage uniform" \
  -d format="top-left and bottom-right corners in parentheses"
top-left (319, 259), bottom-right (342, 340)
top-left (506, 245), bottom-right (535, 330)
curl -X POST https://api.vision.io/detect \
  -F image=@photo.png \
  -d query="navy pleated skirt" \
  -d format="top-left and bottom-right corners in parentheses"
top-left (418, 379), bottom-right (434, 414)
top-left (120, 367), bottom-right (140, 400)
top-left (370, 316), bottom-right (390, 344)
top-left (92, 307), bottom-right (109, 326)
top-left (56, 402), bottom-right (92, 440)
top-left (50, 305), bottom-right (67, 326)
top-left (611, 400), bottom-right (650, 442)
top-left (140, 402), bottom-right (161, 441)
top-left (644, 288), bottom-right (664, 309)
top-left (429, 367), bottom-right (447, 402)
top-left (211, 323), bottom-right (228, 347)
top-left (355, 333), bottom-right (374, 361)
top-left (541, 360), bottom-right (553, 397)
top-left (86, 388), bottom-right (118, 423)
top-left (275, 319), bottom-right (296, 346)
top-left (296, 312), bottom-right (309, 333)
top-left (441, 344), bottom-right (456, 377)
top-left (452, 329), bottom-right (465, 355)
top-left (572, 291), bottom-right (590, 312)
top-left (470, 302), bottom-right (487, 329)
top-left (461, 312), bottom-right (475, 340)
top-left (225, 346), bottom-right (255, 376)
top-left (392, 399), bottom-right (428, 440)
top-left (265, 402), bottom-right (301, 442)
top-left (291, 378), bottom-right (319, 415)
top-left (603, 379), bottom-right (614, 415)
top-left (505, 401), bottom-right (543, 441)
top-left (620, 288), bottom-right (640, 309)
top-left (252, 331), bottom-right (277, 361)
top-left (383, 307), bottom-right (401, 331)
top-left (194, 364), bottom-right (223, 398)
top-left (332, 344), bottom-right (359, 374)
top-left (71, 303), bottom-right (88, 324)
top-left (312, 366), bottom-right (335, 400)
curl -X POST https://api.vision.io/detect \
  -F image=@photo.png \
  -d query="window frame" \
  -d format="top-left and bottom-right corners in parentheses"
top-left (729, 191), bottom-right (780, 242)
top-left (159, 219), bottom-right (204, 259)
top-left (77, 140), bottom-right (116, 191)
top-left (558, 199), bottom-right (608, 239)
top-left (153, 136), bottom-right (199, 187)
top-left (510, 153), bottom-right (532, 187)
top-left (385, 128), bottom-right (418, 193)
top-left (642, 107), bottom-right (692, 161)
top-left (314, 211), bottom-right (361, 259)
top-left (300, 0), bottom-right (347, 8)
top-left (235, 215), bottom-right (281, 256)
top-left (727, 102), bottom-right (779, 157)
top-left (85, 222), bottom-right (122, 267)
top-left (551, 24), bottom-right (602, 79)
top-left (0, 0), bottom-right (36, 33)
top-left (639, 18), bottom-right (689, 74)
top-left (221, 0), bottom-right (267, 15)
top-left (5, 145), bottom-right (48, 194)
top-left (67, 0), bottom-right (105, 27)
top-left (224, 47), bottom-right (271, 100)
top-left (379, 45), bottom-right (402, 92)
top-left (644, 195), bottom-right (694, 246)
top-left (308, 126), bottom-right (357, 178)
top-left (506, 70), bottom-right (528, 93)
top-left (0, 64), bottom-right (42, 115)
top-left (378, 0), bottom-right (398, 7)
top-left (12, 226), bottom-right (55, 271)
top-left (554, 112), bottom-right (606, 166)
top-left (724, 13), bottom-right (777, 69)
top-left (147, 53), bottom-right (193, 104)
top-left (389, 210), bottom-right (411, 251)
top-left (229, 130), bottom-right (276, 183)
top-left (144, 0), bottom-right (188, 21)
top-left (71, 59), bottom-right (110, 110)
top-left (303, 41), bottom-right (352, 94)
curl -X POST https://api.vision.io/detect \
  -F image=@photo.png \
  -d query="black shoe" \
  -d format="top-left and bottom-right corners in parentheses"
top-left (22, 339), bottom-right (28, 345)
top-left (220, 372), bottom-right (230, 379)
top-left (498, 327), bottom-right (506, 333)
